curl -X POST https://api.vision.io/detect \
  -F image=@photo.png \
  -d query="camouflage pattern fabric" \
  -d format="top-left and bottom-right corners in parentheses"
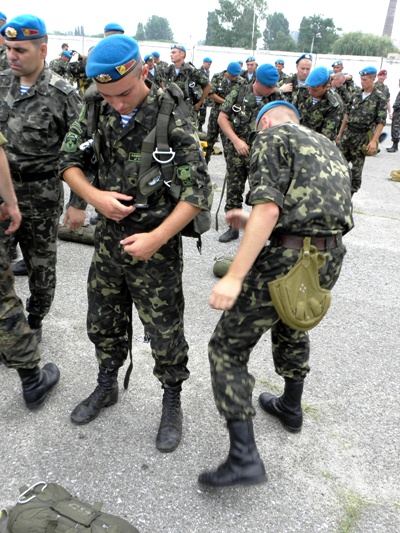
top-left (0, 67), bottom-right (82, 321)
top-left (278, 73), bottom-right (305, 103)
top-left (208, 123), bottom-right (354, 420)
top-left (241, 70), bottom-right (256, 84)
top-left (293, 88), bottom-right (345, 141)
top-left (0, 240), bottom-right (40, 369)
top-left (67, 57), bottom-right (93, 96)
top-left (220, 85), bottom-right (280, 211)
top-left (338, 86), bottom-right (387, 193)
top-left (205, 71), bottom-right (245, 162)
top-left (0, 45), bottom-right (8, 72)
top-left (390, 90), bottom-right (400, 142)
top-left (49, 57), bottom-right (69, 80)
top-left (374, 82), bottom-right (390, 102)
top-left (146, 65), bottom-right (164, 90)
top-left (58, 80), bottom-right (212, 384)
top-left (198, 67), bottom-right (211, 131)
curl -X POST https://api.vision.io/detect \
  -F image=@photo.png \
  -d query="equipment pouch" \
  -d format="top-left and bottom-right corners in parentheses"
top-left (268, 237), bottom-right (331, 331)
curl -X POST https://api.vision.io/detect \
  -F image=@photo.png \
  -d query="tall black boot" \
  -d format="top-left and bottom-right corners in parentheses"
top-left (198, 419), bottom-right (267, 487)
top-left (259, 377), bottom-right (304, 433)
top-left (17, 363), bottom-right (60, 409)
top-left (70, 365), bottom-right (118, 425)
top-left (156, 384), bottom-right (183, 452)
top-left (386, 141), bottom-right (399, 152)
top-left (218, 226), bottom-right (239, 243)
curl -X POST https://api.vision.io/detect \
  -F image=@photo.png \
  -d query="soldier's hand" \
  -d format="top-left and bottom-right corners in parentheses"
top-left (209, 275), bottom-right (243, 310)
top-left (280, 83), bottom-right (293, 94)
top-left (226, 208), bottom-right (249, 230)
top-left (0, 203), bottom-right (21, 234)
top-left (120, 232), bottom-right (162, 261)
top-left (62, 206), bottom-right (86, 231)
top-left (367, 140), bottom-right (378, 155)
top-left (233, 138), bottom-right (250, 157)
top-left (95, 191), bottom-right (136, 221)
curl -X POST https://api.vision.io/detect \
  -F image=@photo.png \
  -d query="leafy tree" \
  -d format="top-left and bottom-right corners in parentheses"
top-left (74, 26), bottom-right (85, 36)
top-left (144, 16), bottom-right (174, 42)
top-left (134, 22), bottom-right (146, 41)
top-left (297, 15), bottom-right (340, 54)
top-left (263, 12), bottom-right (297, 51)
top-left (205, 0), bottom-right (267, 49)
top-left (332, 32), bottom-right (399, 56)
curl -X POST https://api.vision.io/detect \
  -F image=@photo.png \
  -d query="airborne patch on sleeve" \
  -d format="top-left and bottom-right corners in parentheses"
top-left (176, 165), bottom-right (194, 187)
top-left (62, 132), bottom-right (80, 153)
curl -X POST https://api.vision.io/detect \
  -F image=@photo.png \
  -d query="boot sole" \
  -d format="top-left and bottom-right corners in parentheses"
top-left (198, 473), bottom-right (267, 488)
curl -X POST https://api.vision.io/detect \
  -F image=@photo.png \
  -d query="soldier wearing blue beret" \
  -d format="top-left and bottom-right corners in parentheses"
top-left (292, 65), bottom-right (344, 141)
top-left (0, 14), bottom-right (81, 393)
top-left (275, 58), bottom-right (286, 82)
top-left (104, 22), bottom-right (124, 37)
top-left (199, 99), bottom-right (353, 488)
top-left (331, 59), bottom-right (355, 94)
top-left (242, 55), bottom-right (257, 84)
top-left (58, 34), bottom-right (212, 453)
top-left (144, 52), bottom-right (164, 89)
top-left (278, 53), bottom-right (313, 104)
top-left (217, 63), bottom-right (281, 242)
top-left (337, 65), bottom-right (387, 194)
top-left (152, 50), bottom-right (168, 79)
top-left (0, 11), bottom-right (8, 71)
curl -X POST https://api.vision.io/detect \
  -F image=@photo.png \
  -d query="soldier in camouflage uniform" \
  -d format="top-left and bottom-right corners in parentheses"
top-left (387, 79), bottom-right (400, 152)
top-left (0, 15), bottom-right (83, 343)
top-left (205, 61), bottom-right (245, 163)
top-left (49, 50), bottom-right (72, 79)
top-left (293, 66), bottom-right (344, 142)
top-left (278, 53), bottom-right (313, 104)
top-left (152, 50), bottom-right (169, 80)
top-left (165, 44), bottom-right (211, 129)
top-left (331, 72), bottom-right (351, 122)
top-left (242, 56), bottom-right (257, 84)
top-left (198, 101), bottom-right (353, 488)
top-left (198, 57), bottom-right (212, 132)
top-left (375, 69), bottom-right (391, 117)
top-left (59, 35), bottom-right (212, 453)
top-left (337, 66), bottom-right (387, 194)
top-left (331, 60), bottom-right (355, 93)
top-left (144, 53), bottom-right (164, 90)
top-left (0, 131), bottom-right (60, 409)
top-left (275, 58), bottom-right (287, 82)
top-left (0, 12), bottom-right (8, 72)
top-left (217, 63), bottom-right (281, 242)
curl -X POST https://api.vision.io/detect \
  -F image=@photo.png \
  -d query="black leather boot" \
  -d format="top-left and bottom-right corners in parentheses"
top-left (218, 226), bottom-right (239, 243)
top-left (17, 363), bottom-right (60, 409)
top-left (70, 365), bottom-right (118, 425)
top-left (198, 419), bottom-right (267, 487)
top-left (259, 377), bottom-right (304, 433)
top-left (11, 259), bottom-right (28, 276)
top-left (156, 384), bottom-right (183, 452)
top-left (386, 141), bottom-right (398, 152)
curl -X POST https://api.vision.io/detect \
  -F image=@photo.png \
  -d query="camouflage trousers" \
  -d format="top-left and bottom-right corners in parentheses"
top-left (0, 175), bottom-right (63, 320)
top-left (198, 102), bottom-right (207, 130)
top-left (222, 140), bottom-right (250, 211)
top-left (208, 242), bottom-right (346, 421)
top-left (205, 106), bottom-right (228, 162)
top-left (390, 109), bottom-right (400, 141)
top-left (0, 239), bottom-right (40, 369)
top-left (338, 130), bottom-right (368, 194)
top-left (87, 218), bottom-right (190, 387)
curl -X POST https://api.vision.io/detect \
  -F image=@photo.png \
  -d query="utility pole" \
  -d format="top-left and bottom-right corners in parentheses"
top-left (383, 0), bottom-right (397, 37)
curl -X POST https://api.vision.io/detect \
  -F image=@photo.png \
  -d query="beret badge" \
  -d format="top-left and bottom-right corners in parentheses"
top-left (5, 27), bottom-right (17, 39)
top-left (95, 73), bottom-right (113, 83)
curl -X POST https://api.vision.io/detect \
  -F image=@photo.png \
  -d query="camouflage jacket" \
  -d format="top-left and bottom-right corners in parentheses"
top-left (247, 123), bottom-right (354, 236)
top-left (164, 62), bottom-right (210, 106)
top-left (333, 85), bottom-right (352, 113)
top-left (241, 70), bottom-right (256, 84)
top-left (277, 73), bottom-right (306, 102)
top-left (146, 65), bottom-right (164, 89)
top-left (209, 70), bottom-right (245, 109)
top-left (346, 86), bottom-right (387, 132)
top-left (293, 88), bottom-right (345, 141)
top-left (49, 57), bottom-right (69, 79)
top-left (0, 45), bottom-right (8, 72)
top-left (58, 81), bottom-right (212, 230)
top-left (0, 67), bottom-right (82, 174)
top-left (220, 83), bottom-right (279, 141)
top-left (392, 90), bottom-right (400, 112)
top-left (374, 82), bottom-right (390, 102)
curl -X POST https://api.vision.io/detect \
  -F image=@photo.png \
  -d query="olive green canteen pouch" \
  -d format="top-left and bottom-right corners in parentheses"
top-left (268, 237), bottom-right (331, 331)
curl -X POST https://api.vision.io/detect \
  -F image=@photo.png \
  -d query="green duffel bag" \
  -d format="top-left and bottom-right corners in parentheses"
top-left (2, 481), bottom-right (139, 533)
top-left (58, 224), bottom-right (95, 245)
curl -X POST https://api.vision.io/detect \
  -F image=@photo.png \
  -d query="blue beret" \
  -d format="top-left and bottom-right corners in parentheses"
top-left (171, 43), bottom-right (186, 52)
top-left (238, 60), bottom-right (243, 65)
top-left (104, 22), bottom-right (124, 33)
top-left (256, 63), bottom-right (279, 87)
top-left (296, 53), bottom-right (312, 64)
top-left (246, 56), bottom-right (256, 62)
top-left (61, 50), bottom-right (72, 59)
top-left (227, 61), bottom-right (242, 76)
top-left (152, 51), bottom-right (160, 58)
top-left (0, 12), bottom-right (6, 21)
top-left (203, 56), bottom-right (212, 63)
top-left (87, 35), bottom-right (141, 83)
top-left (1, 14), bottom-right (46, 40)
top-left (306, 66), bottom-right (330, 87)
top-left (275, 59), bottom-right (284, 65)
top-left (255, 101), bottom-right (300, 128)
top-left (332, 60), bottom-right (343, 67)
top-left (359, 66), bottom-right (377, 76)
top-left (144, 54), bottom-right (153, 62)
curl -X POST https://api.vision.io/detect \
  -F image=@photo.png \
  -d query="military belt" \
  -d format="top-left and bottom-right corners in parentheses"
top-left (11, 170), bottom-right (57, 183)
top-left (347, 125), bottom-right (368, 133)
top-left (269, 233), bottom-right (342, 251)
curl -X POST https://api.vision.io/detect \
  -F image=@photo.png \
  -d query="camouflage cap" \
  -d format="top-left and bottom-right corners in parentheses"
top-left (86, 35), bottom-right (140, 83)
top-left (1, 14), bottom-right (46, 41)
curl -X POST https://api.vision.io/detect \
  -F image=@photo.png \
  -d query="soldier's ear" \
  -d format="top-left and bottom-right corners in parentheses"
top-left (142, 63), bottom-right (149, 81)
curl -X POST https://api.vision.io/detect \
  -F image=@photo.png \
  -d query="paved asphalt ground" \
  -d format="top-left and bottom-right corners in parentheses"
top-left (1, 124), bottom-right (399, 533)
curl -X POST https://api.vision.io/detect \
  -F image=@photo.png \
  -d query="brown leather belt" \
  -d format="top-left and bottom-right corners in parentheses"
top-left (270, 233), bottom-right (342, 251)
top-left (11, 170), bottom-right (57, 183)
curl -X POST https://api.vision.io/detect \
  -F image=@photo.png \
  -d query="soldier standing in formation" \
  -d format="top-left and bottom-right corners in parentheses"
top-left (59, 35), bottom-right (212, 453)
top-left (0, 15), bottom-right (82, 343)
top-left (279, 53), bottom-right (313, 104)
top-left (242, 55), bottom-right (257, 84)
top-left (144, 53), bottom-right (164, 89)
top-left (275, 58), bottom-right (286, 81)
top-left (387, 78), bottom-right (400, 153)
top-left (0, 12), bottom-right (8, 71)
top-left (198, 100), bottom-right (353, 488)
top-left (49, 49), bottom-right (72, 79)
top-left (374, 69), bottom-right (391, 117)
top-left (198, 56), bottom-right (212, 132)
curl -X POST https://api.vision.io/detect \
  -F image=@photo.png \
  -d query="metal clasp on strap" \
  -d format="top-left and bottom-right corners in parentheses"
top-left (79, 138), bottom-right (93, 152)
top-left (17, 481), bottom-right (47, 504)
top-left (232, 104), bottom-right (241, 113)
top-left (152, 149), bottom-right (175, 164)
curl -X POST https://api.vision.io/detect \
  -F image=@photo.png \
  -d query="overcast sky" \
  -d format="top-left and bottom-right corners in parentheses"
top-left (2, 0), bottom-right (397, 46)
